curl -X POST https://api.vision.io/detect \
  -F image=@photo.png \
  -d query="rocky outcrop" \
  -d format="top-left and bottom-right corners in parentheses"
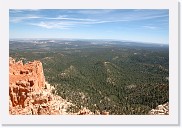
top-left (9, 57), bottom-right (107, 115)
top-left (149, 102), bottom-right (169, 115)
top-left (9, 84), bottom-right (73, 115)
top-left (9, 57), bottom-right (46, 108)
top-left (9, 58), bottom-right (74, 115)
top-left (10, 57), bottom-right (169, 115)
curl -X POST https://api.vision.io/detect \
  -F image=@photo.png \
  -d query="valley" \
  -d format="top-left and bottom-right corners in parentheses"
top-left (9, 39), bottom-right (169, 115)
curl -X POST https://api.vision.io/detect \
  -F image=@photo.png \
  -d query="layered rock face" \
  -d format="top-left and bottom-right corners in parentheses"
top-left (9, 57), bottom-right (101, 115)
top-left (9, 58), bottom-right (73, 115)
top-left (9, 58), bottom-right (45, 107)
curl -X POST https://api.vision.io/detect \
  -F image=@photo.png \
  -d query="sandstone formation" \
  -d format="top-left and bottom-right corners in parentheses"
top-left (9, 57), bottom-right (46, 108)
top-left (9, 57), bottom-right (106, 115)
top-left (149, 102), bottom-right (169, 115)
top-left (10, 57), bottom-right (168, 115)
top-left (9, 58), bottom-right (75, 115)
top-left (9, 57), bottom-right (169, 115)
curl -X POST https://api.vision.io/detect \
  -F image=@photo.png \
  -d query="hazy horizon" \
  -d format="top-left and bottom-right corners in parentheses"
top-left (9, 38), bottom-right (169, 45)
top-left (10, 9), bottom-right (169, 44)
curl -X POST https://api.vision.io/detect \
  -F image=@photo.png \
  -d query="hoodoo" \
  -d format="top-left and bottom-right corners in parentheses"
top-left (9, 58), bottom-right (73, 115)
top-left (9, 57), bottom-right (97, 115)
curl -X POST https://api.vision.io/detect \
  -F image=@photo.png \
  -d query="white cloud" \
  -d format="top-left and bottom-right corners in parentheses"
top-left (73, 10), bottom-right (115, 15)
top-left (9, 10), bottom-right (24, 13)
top-left (29, 18), bottom-right (129, 29)
top-left (27, 9), bottom-right (41, 11)
top-left (142, 25), bottom-right (158, 30)
top-left (47, 15), bottom-right (97, 22)
top-left (10, 15), bottom-right (43, 23)
top-left (30, 21), bottom-right (74, 29)
top-left (10, 9), bottom-right (41, 13)
top-left (120, 14), bottom-right (168, 22)
top-left (10, 10), bottom-right (168, 30)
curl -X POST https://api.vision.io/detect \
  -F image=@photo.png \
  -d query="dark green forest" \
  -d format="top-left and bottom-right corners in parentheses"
top-left (10, 40), bottom-right (169, 115)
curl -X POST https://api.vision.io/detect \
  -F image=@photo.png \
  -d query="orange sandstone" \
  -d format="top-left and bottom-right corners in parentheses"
top-left (9, 57), bottom-right (107, 115)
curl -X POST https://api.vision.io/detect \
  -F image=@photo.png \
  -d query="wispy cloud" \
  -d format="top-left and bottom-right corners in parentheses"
top-left (9, 10), bottom-right (169, 44)
top-left (10, 15), bottom-right (43, 23)
top-left (142, 25), bottom-right (158, 30)
top-left (76, 10), bottom-right (115, 15)
top-left (10, 9), bottom-right (41, 13)
top-left (47, 15), bottom-right (97, 22)
top-left (10, 9), bottom-right (168, 30)
top-left (30, 21), bottom-right (74, 29)
top-left (119, 14), bottom-right (168, 22)
top-left (26, 15), bottom-right (165, 29)
top-left (29, 17), bottom-right (129, 29)
top-left (137, 14), bottom-right (168, 21)
top-left (28, 9), bottom-right (41, 11)
top-left (9, 10), bottom-right (24, 13)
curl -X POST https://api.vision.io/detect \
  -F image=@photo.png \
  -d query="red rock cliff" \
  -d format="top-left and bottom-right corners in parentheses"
top-left (9, 57), bottom-right (98, 115)
top-left (9, 58), bottom-right (45, 91)
top-left (9, 58), bottom-right (75, 115)
top-left (9, 58), bottom-right (45, 107)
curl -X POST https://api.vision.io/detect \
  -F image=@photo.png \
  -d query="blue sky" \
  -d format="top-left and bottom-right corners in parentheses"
top-left (9, 9), bottom-right (169, 44)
